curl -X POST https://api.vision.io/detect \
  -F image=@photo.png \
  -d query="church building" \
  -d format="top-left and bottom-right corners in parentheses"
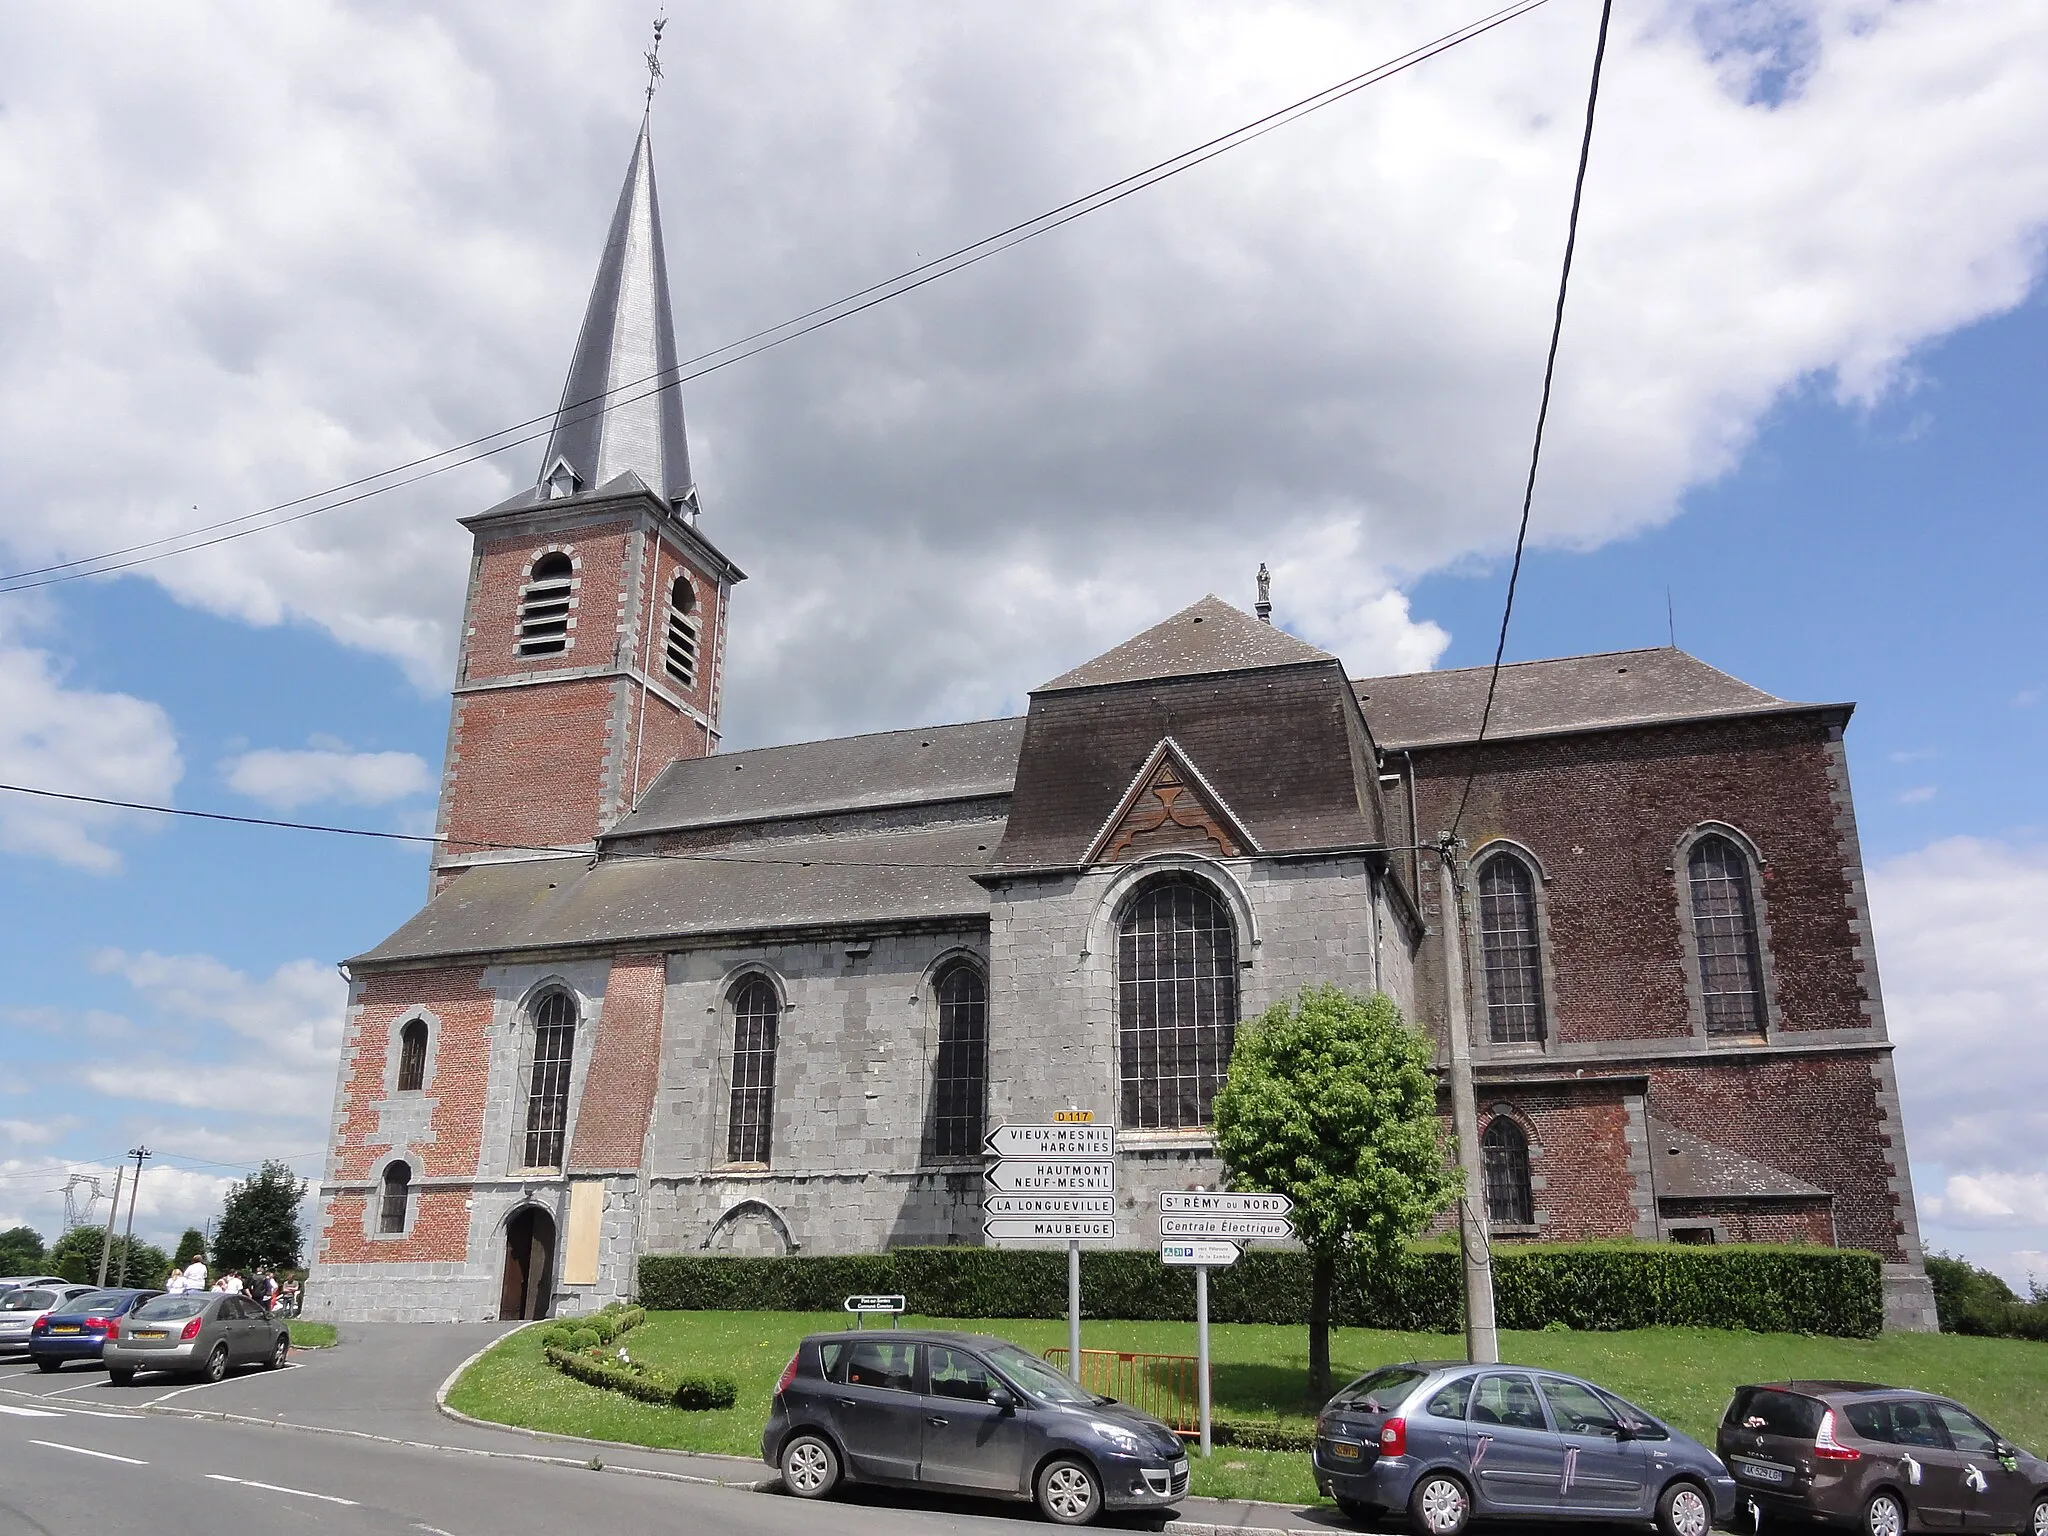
top-left (306, 117), bottom-right (1938, 1332)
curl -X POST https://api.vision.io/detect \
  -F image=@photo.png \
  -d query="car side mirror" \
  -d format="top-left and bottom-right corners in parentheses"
top-left (1994, 1441), bottom-right (2017, 1459)
top-left (988, 1387), bottom-right (1018, 1412)
top-left (1614, 1420), bottom-right (1638, 1441)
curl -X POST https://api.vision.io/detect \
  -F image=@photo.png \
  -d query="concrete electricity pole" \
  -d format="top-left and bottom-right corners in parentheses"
top-left (1436, 841), bottom-right (1499, 1365)
top-left (116, 1147), bottom-right (150, 1286)
top-left (95, 1162), bottom-right (126, 1287)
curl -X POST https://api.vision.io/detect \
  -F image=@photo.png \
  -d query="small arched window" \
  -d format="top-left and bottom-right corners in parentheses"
top-left (396, 1019), bottom-right (428, 1093)
top-left (726, 976), bottom-right (780, 1166)
top-left (926, 962), bottom-right (988, 1160)
top-left (1688, 834), bottom-right (1766, 1034)
top-left (520, 991), bottom-right (577, 1170)
top-left (664, 573), bottom-right (700, 688)
top-left (1116, 876), bottom-right (1239, 1131)
top-left (1482, 1118), bottom-right (1534, 1227)
top-left (517, 552), bottom-right (575, 657)
top-left (378, 1161), bottom-right (412, 1235)
top-left (1477, 853), bottom-right (1546, 1045)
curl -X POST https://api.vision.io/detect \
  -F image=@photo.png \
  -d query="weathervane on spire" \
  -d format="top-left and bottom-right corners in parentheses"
top-left (644, 15), bottom-right (668, 109)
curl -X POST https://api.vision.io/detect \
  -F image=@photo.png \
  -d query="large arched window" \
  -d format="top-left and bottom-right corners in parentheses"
top-left (1117, 876), bottom-right (1239, 1131)
top-left (520, 991), bottom-right (577, 1169)
top-left (726, 976), bottom-right (780, 1166)
top-left (396, 1019), bottom-right (428, 1093)
top-left (664, 573), bottom-right (700, 688)
top-left (378, 1161), bottom-right (412, 1235)
top-left (1687, 834), bottom-right (1766, 1034)
top-left (517, 551), bottom-right (575, 656)
top-left (926, 961), bottom-right (988, 1160)
top-left (1482, 1118), bottom-right (1534, 1227)
top-left (1477, 853), bottom-right (1546, 1045)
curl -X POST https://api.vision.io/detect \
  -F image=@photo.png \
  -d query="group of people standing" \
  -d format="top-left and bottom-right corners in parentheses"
top-left (162, 1259), bottom-right (297, 1313)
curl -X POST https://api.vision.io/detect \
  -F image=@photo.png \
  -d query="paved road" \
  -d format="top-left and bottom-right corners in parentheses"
top-left (0, 1331), bottom-right (1354, 1534)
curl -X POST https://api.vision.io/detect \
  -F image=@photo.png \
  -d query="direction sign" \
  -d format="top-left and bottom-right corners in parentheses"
top-left (985, 1194), bottom-right (1114, 1216)
top-left (986, 1160), bottom-right (1114, 1193)
top-left (984, 1124), bottom-right (1115, 1159)
top-left (1160, 1214), bottom-right (1295, 1240)
top-left (1160, 1191), bottom-right (1293, 1217)
top-left (983, 1217), bottom-right (1115, 1242)
top-left (1161, 1241), bottom-right (1240, 1267)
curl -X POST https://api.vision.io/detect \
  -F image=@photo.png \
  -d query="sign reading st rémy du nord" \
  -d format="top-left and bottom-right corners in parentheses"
top-left (1158, 1192), bottom-right (1294, 1216)
top-left (983, 1217), bottom-right (1116, 1243)
top-left (984, 1125), bottom-right (1116, 1159)
top-left (984, 1195), bottom-right (1115, 1216)
top-left (985, 1160), bottom-right (1115, 1194)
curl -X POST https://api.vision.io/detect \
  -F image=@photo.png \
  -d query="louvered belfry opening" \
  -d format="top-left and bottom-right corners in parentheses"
top-left (517, 552), bottom-right (575, 656)
top-left (1483, 1118), bottom-right (1535, 1226)
top-left (521, 991), bottom-right (577, 1169)
top-left (1117, 875), bottom-right (1239, 1130)
top-left (1477, 853), bottom-right (1546, 1044)
top-left (1688, 834), bottom-right (1765, 1033)
top-left (926, 962), bottom-right (988, 1159)
top-left (726, 975), bottom-right (780, 1166)
top-left (664, 572), bottom-right (699, 687)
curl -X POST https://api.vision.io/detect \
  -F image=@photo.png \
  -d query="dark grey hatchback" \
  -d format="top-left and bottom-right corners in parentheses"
top-left (762, 1329), bottom-right (1189, 1525)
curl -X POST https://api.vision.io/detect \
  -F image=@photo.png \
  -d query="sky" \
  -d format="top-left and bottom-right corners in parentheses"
top-left (0, 0), bottom-right (2043, 1284)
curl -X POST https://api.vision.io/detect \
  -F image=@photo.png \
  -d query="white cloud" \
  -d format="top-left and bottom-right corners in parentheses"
top-left (0, 1159), bottom-right (236, 1254)
top-left (1936, 1172), bottom-right (2048, 1229)
top-left (89, 951), bottom-right (346, 1077)
top-left (0, 645), bottom-right (182, 871)
top-left (222, 746), bottom-right (434, 810)
top-left (0, 2), bottom-right (2042, 739)
top-left (1896, 784), bottom-right (1937, 805)
top-left (2015, 689), bottom-right (2042, 708)
top-left (0, 1118), bottom-right (76, 1148)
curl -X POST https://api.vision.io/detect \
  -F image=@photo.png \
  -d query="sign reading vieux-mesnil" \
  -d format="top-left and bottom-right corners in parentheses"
top-left (984, 1124), bottom-right (1115, 1159)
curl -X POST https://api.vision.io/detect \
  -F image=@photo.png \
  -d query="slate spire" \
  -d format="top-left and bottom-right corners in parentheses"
top-left (537, 112), bottom-right (696, 512)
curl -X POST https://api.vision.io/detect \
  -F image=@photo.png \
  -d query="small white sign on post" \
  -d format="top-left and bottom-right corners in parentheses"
top-left (843, 1294), bottom-right (906, 1331)
top-left (1161, 1241), bottom-right (1240, 1267)
top-left (1161, 1190), bottom-right (1295, 1459)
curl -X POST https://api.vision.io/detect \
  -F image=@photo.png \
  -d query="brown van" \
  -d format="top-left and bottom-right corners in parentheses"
top-left (1716, 1381), bottom-right (2048, 1535)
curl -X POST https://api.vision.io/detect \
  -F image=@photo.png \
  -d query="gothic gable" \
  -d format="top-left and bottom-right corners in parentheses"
top-left (1085, 739), bottom-right (1258, 865)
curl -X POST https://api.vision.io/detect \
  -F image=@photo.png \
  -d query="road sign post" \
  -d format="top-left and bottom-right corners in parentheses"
top-left (1161, 1192), bottom-right (1296, 1456)
top-left (983, 1117), bottom-right (1114, 1384)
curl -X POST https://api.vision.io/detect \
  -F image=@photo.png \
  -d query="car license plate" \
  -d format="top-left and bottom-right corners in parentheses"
top-left (1329, 1441), bottom-right (1362, 1460)
top-left (50, 1325), bottom-right (79, 1335)
top-left (1737, 1460), bottom-right (1786, 1484)
top-left (133, 1330), bottom-right (166, 1340)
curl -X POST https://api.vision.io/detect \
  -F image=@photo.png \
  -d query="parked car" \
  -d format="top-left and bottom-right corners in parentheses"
top-left (26, 1289), bottom-right (161, 1371)
top-left (1718, 1381), bottom-right (2048, 1535)
top-left (1311, 1362), bottom-right (1737, 1536)
top-left (102, 1291), bottom-right (290, 1385)
top-left (0, 1284), bottom-right (95, 1354)
top-left (762, 1329), bottom-right (1189, 1525)
top-left (0, 1275), bottom-right (67, 1293)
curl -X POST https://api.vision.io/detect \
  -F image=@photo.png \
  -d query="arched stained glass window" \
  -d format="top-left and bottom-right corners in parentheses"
top-left (378, 1161), bottom-right (412, 1235)
top-left (1116, 877), bottom-right (1239, 1131)
top-left (726, 976), bottom-right (780, 1166)
top-left (926, 962), bottom-right (988, 1160)
top-left (1477, 854), bottom-right (1546, 1045)
top-left (1482, 1118), bottom-right (1534, 1227)
top-left (521, 991), bottom-right (576, 1169)
top-left (1688, 834), bottom-right (1766, 1034)
top-left (396, 1019), bottom-right (428, 1093)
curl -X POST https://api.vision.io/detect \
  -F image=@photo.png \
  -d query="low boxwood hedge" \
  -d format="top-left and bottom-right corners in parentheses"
top-left (543, 1343), bottom-right (739, 1410)
top-left (638, 1242), bottom-right (1882, 1338)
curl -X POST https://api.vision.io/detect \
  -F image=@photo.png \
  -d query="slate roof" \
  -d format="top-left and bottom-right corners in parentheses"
top-left (353, 819), bottom-right (1005, 965)
top-left (1038, 596), bottom-right (1332, 692)
top-left (610, 717), bottom-right (1026, 838)
top-left (1353, 647), bottom-right (1821, 750)
top-left (1648, 1117), bottom-right (1830, 1201)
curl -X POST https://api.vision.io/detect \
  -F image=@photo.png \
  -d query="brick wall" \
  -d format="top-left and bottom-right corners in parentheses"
top-left (1479, 1087), bottom-right (1643, 1240)
top-left (320, 1188), bottom-right (472, 1266)
top-left (1661, 1199), bottom-right (1835, 1245)
top-left (567, 953), bottom-right (665, 1171)
top-left (329, 965), bottom-right (493, 1183)
top-left (441, 677), bottom-right (620, 855)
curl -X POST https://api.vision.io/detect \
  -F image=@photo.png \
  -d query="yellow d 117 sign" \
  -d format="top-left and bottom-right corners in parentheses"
top-left (1053, 1109), bottom-right (1094, 1123)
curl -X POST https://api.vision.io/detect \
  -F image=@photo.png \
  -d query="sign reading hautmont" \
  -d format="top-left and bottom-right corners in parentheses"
top-left (984, 1125), bottom-right (1115, 1159)
top-left (985, 1160), bottom-right (1115, 1194)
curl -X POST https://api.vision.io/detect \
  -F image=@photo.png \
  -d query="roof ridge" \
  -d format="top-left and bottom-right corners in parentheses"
top-left (1354, 645), bottom-right (1681, 684)
top-left (703, 713), bottom-right (1026, 762)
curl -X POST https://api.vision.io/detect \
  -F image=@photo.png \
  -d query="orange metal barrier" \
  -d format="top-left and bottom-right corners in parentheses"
top-left (1043, 1347), bottom-right (1201, 1435)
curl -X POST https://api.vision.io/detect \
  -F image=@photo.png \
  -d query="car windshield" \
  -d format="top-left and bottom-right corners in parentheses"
top-left (58, 1291), bottom-right (128, 1315)
top-left (1330, 1367), bottom-right (1428, 1411)
top-left (982, 1343), bottom-right (1102, 1407)
top-left (132, 1295), bottom-right (209, 1322)
top-left (1596, 1387), bottom-right (1671, 1440)
top-left (1, 1290), bottom-right (55, 1311)
top-left (1727, 1388), bottom-right (1826, 1437)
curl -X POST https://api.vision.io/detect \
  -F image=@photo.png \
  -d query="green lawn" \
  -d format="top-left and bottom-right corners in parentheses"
top-left (445, 1311), bottom-right (2048, 1509)
top-left (287, 1320), bottom-right (337, 1348)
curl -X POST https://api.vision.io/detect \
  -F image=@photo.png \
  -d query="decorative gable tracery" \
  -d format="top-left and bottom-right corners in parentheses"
top-left (1087, 738), bottom-right (1257, 865)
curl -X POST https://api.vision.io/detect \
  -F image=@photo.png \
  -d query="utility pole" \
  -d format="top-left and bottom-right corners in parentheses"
top-left (116, 1147), bottom-right (150, 1286)
top-left (95, 1163), bottom-right (126, 1286)
top-left (1436, 840), bottom-right (1498, 1365)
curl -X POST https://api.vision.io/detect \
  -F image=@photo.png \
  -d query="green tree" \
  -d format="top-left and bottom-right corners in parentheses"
top-left (1211, 985), bottom-right (1462, 1397)
top-left (0, 1225), bottom-right (46, 1274)
top-left (48, 1227), bottom-right (170, 1287)
top-left (213, 1160), bottom-right (307, 1271)
top-left (172, 1228), bottom-right (208, 1270)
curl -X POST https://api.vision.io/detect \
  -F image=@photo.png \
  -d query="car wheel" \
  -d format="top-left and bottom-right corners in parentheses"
top-left (1408, 1471), bottom-right (1471, 1536)
top-left (778, 1433), bottom-right (840, 1500)
top-left (268, 1336), bottom-right (289, 1370)
top-left (1657, 1479), bottom-right (1712, 1536)
top-left (2030, 1493), bottom-right (2047, 1536)
top-left (34, 1359), bottom-right (60, 1373)
top-left (200, 1344), bottom-right (229, 1384)
top-left (108, 1368), bottom-right (135, 1387)
top-left (1035, 1456), bottom-right (1103, 1526)
top-left (1863, 1490), bottom-right (1906, 1536)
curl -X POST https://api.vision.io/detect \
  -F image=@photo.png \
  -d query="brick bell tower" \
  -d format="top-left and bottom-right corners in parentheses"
top-left (431, 112), bottom-right (742, 885)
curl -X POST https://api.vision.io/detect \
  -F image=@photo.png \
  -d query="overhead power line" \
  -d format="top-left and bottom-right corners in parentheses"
top-left (1446, 0), bottom-right (1612, 843)
top-left (0, 0), bottom-right (1548, 597)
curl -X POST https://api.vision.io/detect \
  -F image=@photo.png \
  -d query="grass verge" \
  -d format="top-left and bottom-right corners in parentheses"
top-left (445, 1311), bottom-right (2048, 1509)
top-left (287, 1320), bottom-right (338, 1348)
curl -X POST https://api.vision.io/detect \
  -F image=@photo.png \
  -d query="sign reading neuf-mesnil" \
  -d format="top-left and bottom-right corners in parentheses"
top-left (985, 1160), bottom-right (1115, 1194)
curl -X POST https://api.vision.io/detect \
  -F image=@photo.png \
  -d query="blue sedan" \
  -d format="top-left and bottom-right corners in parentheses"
top-left (1312, 1361), bottom-right (1737, 1535)
top-left (27, 1289), bottom-right (161, 1371)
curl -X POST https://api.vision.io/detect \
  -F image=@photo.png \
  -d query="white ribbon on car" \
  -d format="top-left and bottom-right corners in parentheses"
top-left (1964, 1464), bottom-right (1989, 1494)
top-left (1900, 1453), bottom-right (1922, 1486)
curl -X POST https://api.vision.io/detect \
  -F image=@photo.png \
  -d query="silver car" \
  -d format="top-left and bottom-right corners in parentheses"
top-left (1312, 1361), bottom-right (1738, 1536)
top-left (0, 1284), bottom-right (94, 1354)
top-left (103, 1292), bottom-right (290, 1385)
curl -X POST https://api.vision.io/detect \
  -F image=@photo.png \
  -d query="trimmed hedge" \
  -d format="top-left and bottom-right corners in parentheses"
top-left (543, 1344), bottom-right (739, 1410)
top-left (638, 1243), bottom-right (1883, 1338)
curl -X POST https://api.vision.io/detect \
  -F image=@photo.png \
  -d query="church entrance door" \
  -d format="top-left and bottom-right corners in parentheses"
top-left (499, 1207), bottom-right (557, 1320)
